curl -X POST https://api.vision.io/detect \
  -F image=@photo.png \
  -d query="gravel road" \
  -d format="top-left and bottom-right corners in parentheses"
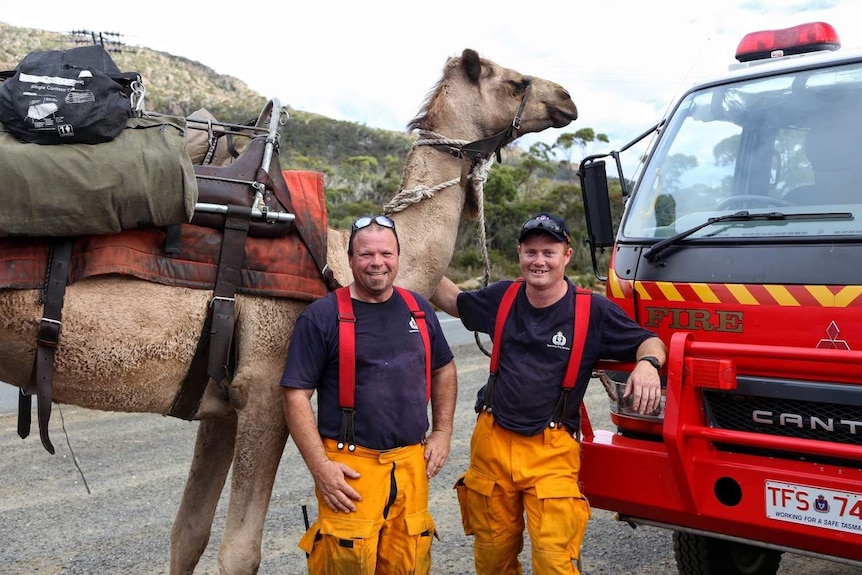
top-left (0, 342), bottom-right (856, 574)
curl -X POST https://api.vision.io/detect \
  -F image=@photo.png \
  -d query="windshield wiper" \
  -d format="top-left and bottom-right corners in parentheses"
top-left (643, 210), bottom-right (853, 264)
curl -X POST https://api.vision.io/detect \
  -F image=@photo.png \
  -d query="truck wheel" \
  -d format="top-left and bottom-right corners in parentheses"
top-left (673, 531), bottom-right (781, 575)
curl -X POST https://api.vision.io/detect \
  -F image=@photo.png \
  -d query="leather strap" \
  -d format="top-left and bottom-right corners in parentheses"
top-left (168, 207), bottom-right (251, 420)
top-left (169, 208), bottom-right (251, 420)
top-left (167, 312), bottom-right (214, 419)
top-left (21, 238), bottom-right (73, 454)
top-left (17, 388), bottom-right (31, 440)
top-left (207, 205), bottom-right (252, 387)
top-left (457, 80), bottom-right (532, 186)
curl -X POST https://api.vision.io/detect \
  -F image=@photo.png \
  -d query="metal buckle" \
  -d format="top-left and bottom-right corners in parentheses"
top-left (37, 317), bottom-right (62, 347)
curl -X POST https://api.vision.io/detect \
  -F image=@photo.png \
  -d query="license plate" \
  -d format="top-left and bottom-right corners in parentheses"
top-left (766, 480), bottom-right (862, 535)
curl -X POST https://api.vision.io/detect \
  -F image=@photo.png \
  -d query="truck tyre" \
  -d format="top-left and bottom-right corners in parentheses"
top-left (673, 531), bottom-right (781, 575)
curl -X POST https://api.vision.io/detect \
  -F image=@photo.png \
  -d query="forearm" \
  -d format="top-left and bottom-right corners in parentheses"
top-left (429, 361), bottom-right (457, 435)
top-left (636, 337), bottom-right (667, 365)
top-left (431, 276), bottom-right (461, 317)
top-left (282, 387), bottom-right (329, 476)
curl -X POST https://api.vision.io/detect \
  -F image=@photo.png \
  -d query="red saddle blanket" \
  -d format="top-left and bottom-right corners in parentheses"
top-left (0, 170), bottom-right (330, 301)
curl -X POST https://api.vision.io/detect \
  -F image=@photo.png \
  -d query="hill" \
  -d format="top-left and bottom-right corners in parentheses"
top-left (0, 22), bottom-right (615, 284)
top-left (0, 22), bottom-right (415, 167)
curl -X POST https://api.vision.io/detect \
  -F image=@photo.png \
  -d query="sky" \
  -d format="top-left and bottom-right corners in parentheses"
top-left (3, 1), bottom-right (862, 164)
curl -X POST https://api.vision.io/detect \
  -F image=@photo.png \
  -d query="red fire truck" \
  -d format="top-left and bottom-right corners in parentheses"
top-left (578, 22), bottom-right (862, 575)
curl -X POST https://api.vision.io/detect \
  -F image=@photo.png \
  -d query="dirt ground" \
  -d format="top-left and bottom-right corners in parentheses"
top-left (0, 341), bottom-right (857, 574)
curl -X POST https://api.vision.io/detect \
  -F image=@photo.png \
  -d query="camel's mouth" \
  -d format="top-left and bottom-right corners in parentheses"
top-left (550, 103), bottom-right (579, 128)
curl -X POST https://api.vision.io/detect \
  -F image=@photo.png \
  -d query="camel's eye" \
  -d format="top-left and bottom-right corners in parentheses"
top-left (510, 78), bottom-right (531, 95)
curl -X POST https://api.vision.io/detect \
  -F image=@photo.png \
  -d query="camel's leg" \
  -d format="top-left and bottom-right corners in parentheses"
top-left (208, 296), bottom-right (300, 574)
top-left (216, 368), bottom-right (288, 575)
top-left (170, 413), bottom-right (238, 575)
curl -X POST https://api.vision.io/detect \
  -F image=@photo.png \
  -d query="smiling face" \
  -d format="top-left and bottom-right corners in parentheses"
top-left (517, 232), bottom-right (573, 294)
top-left (349, 225), bottom-right (400, 302)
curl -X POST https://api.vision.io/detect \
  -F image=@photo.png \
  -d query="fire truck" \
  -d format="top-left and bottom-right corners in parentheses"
top-left (577, 22), bottom-right (862, 575)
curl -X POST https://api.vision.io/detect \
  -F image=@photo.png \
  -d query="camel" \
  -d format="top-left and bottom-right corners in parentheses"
top-left (0, 48), bottom-right (577, 574)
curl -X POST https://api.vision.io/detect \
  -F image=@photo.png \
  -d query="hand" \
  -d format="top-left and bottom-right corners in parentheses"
top-left (623, 362), bottom-right (662, 415)
top-left (311, 459), bottom-right (362, 513)
top-left (423, 429), bottom-right (452, 478)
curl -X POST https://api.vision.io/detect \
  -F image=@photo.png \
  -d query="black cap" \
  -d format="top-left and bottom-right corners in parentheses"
top-left (518, 213), bottom-right (571, 244)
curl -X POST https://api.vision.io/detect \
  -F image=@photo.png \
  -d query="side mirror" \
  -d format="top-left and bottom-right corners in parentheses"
top-left (579, 159), bottom-right (615, 249)
top-left (579, 158), bottom-right (616, 282)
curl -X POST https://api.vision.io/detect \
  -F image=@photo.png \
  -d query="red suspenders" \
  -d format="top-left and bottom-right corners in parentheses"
top-left (485, 279), bottom-right (592, 428)
top-left (334, 286), bottom-right (432, 450)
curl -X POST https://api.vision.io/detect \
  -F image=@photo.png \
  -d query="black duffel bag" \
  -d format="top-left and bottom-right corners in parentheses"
top-left (0, 44), bottom-right (143, 145)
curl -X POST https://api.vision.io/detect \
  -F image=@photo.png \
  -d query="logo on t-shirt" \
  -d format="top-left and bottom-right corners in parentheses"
top-left (408, 316), bottom-right (419, 333)
top-left (547, 330), bottom-right (571, 351)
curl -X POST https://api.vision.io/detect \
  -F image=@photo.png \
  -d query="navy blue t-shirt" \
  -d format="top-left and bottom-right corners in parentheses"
top-left (280, 289), bottom-right (454, 450)
top-left (458, 279), bottom-right (657, 436)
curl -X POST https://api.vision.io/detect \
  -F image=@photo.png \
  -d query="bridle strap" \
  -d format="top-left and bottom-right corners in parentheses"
top-left (461, 79), bottom-right (532, 163)
top-left (423, 79), bottom-right (533, 186)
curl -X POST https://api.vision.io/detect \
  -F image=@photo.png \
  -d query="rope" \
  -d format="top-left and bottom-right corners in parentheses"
top-left (414, 130), bottom-right (467, 148)
top-left (470, 158), bottom-right (494, 358)
top-left (58, 405), bottom-right (91, 494)
top-left (383, 177), bottom-right (460, 214)
top-left (467, 158), bottom-right (494, 287)
top-left (383, 131), bottom-right (467, 214)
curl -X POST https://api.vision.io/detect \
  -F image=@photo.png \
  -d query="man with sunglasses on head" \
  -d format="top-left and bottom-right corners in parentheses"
top-left (432, 212), bottom-right (665, 575)
top-left (281, 214), bottom-right (457, 575)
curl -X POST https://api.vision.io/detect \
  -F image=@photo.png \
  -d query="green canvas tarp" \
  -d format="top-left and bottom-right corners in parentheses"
top-left (0, 114), bottom-right (198, 237)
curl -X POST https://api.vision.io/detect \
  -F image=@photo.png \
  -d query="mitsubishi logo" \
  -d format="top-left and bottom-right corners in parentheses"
top-left (816, 321), bottom-right (851, 350)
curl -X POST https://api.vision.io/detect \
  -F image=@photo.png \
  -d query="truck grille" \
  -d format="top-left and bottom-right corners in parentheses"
top-left (703, 378), bottom-right (862, 467)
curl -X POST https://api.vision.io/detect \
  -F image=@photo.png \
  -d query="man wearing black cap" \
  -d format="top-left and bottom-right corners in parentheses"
top-left (432, 212), bottom-right (666, 575)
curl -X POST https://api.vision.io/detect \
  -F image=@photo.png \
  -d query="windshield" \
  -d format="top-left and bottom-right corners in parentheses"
top-left (623, 60), bottom-right (862, 239)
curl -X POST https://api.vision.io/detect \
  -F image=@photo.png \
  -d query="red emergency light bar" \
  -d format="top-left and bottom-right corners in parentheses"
top-left (735, 21), bottom-right (840, 62)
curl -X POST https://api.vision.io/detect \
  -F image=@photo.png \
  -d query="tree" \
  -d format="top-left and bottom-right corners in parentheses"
top-left (555, 129), bottom-right (610, 182)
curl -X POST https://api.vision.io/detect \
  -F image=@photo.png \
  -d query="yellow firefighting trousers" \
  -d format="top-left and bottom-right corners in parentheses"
top-left (298, 439), bottom-right (437, 575)
top-left (455, 411), bottom-right (590, 575)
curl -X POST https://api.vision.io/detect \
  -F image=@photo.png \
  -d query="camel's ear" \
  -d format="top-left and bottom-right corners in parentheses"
top-left (461, 49), bottom-right (481, 83)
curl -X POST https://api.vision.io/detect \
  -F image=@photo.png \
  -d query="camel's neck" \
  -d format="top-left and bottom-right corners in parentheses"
top-left (388, 145), bottom-right (467, 298)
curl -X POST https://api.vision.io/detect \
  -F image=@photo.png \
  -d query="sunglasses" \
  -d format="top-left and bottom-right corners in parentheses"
top-left (348, 215), bottom-right (399, 256)
top-left (522, 215), bottom-right (571, 242)
top-left (351, 215), bottom-right (396, 232)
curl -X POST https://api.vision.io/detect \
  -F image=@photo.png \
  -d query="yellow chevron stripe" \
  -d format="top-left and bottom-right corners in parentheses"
top-left (805, 285), bottom-right (835, 307)
top-left (691, 283), bottom-right (720, 303)
top-left (656, 281), bottom-right (685, 302)
top-left (764, 285), bottom-right (800, 306)
top-left (835, 286), bottom-right (862, 307)
top-left (608, 269), bottom-right (625, 299)
top-left (612, 278), bottom-right (862, 307)
top-left (726, 284), bottom-right (758, 305)
top-left (634, 281), bottom-right (652, 300)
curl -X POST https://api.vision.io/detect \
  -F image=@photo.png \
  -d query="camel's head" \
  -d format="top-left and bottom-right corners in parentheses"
top-left (408, 48), bottom-right (578, 142)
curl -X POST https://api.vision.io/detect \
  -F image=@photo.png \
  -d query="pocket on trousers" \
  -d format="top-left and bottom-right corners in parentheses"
top-left (405, 509), bottom-right (437, 572)
top-left (405, 509), bottom-right (437, 539)
top-left (463, 467), bottom-right (496, 497)
top-left (298, 514), bottom-right (376, 556)
top-left (454, 475), bottom-right (474, 535)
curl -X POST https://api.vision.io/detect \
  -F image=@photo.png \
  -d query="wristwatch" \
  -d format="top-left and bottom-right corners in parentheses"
top-left (638, 356), bottom-right (662, 371)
